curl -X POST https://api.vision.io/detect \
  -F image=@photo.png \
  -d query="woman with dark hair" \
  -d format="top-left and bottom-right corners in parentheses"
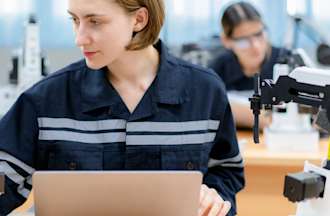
top-left (209, 1), bottom-right (287, 128)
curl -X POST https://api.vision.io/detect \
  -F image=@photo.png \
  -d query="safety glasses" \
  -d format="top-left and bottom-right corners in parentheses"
top-left (231, 29), bottom-right (266, 49)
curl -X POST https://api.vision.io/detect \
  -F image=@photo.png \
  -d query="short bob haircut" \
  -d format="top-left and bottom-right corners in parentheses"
top-left (115, 0), bottom-right (165, 50)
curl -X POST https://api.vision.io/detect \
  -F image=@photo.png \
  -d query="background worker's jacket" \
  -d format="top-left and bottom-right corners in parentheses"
top-left (208, 47), bottom-right (289, 91)
top-left (0, 41), bottom-right (245, 216)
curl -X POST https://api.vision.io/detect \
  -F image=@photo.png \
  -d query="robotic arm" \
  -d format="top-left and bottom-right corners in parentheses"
top-left (250, 66), bottom-right (330, 142)
top-left (249, 66), bottom-right (330, 216)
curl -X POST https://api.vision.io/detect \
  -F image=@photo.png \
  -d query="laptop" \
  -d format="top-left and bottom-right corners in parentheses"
top-left (33, 171), bottom-right (202, 216)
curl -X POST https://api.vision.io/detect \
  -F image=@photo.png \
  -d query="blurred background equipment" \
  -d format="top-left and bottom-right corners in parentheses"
top-left (0, 15), bottom-right (47, 117)
top-left (285, 15), bottom-right (330, 66)
top-left (179, 43), bottom-right (212, 67)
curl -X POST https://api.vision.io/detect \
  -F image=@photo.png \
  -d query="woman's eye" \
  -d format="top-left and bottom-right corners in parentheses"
top-left (69, 17), bottom-right (79, 25)
top-left (90, 19), bottom-right (101, 25)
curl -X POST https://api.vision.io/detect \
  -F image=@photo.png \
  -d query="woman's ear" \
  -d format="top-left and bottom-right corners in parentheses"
top-left (221, 33), bottom-right (232, 49)
top-left (133, 7), bottom-right (149, 33)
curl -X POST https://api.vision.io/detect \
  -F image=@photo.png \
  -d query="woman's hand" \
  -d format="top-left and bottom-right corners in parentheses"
top-left (198, 184), bottom-right (231, 216)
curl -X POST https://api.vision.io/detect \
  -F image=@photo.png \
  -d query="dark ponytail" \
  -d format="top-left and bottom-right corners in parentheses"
top-left (221, 2), bottom-right (262, 38)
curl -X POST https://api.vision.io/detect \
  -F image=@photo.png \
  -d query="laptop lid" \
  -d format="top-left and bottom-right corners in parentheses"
top-left (33, 171), bottom-right (202, 216)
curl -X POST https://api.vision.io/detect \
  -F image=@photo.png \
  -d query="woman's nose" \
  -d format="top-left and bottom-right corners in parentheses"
top-left (75, 26), bottom-right (92, 47)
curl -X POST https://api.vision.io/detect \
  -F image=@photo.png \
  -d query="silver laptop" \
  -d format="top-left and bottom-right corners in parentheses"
top-left (33, 171), bottom-right (202, 216)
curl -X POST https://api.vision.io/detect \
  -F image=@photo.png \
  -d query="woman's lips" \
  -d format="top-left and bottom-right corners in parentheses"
top-left (83, 51), bottom-right (98, 58)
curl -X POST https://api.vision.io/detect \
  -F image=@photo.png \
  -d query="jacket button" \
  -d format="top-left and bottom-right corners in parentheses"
top-left (186, 161), bottom-right (195, 170)
top-left (68, 162), bottom-right (77, 170)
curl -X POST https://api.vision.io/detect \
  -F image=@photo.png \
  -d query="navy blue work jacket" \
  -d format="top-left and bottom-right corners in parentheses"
top-left (0, 41), bottom-right (244, 216)
top-left (209, 47), bottom-right (288, 91)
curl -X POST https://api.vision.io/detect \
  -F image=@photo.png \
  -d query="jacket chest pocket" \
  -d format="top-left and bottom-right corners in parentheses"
top-left (43, 141), bottom-right (103, 170)
top-left (161, 144), bottom-right (209, 171)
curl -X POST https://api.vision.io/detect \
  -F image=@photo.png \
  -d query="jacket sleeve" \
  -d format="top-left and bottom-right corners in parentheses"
top-left (0, 93), bottom-right (38, 215)
top-left (203, 99), bottom-right (245, 216)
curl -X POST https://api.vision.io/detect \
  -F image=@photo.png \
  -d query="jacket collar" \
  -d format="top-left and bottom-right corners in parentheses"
top-left (80, 40), bottom-right (189, 114)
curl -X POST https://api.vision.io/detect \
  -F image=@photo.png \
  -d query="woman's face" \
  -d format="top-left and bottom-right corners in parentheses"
top-left (227, 21), bottom-right (268, 72)
top-left (68, 0), bottom-right (135, 69)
